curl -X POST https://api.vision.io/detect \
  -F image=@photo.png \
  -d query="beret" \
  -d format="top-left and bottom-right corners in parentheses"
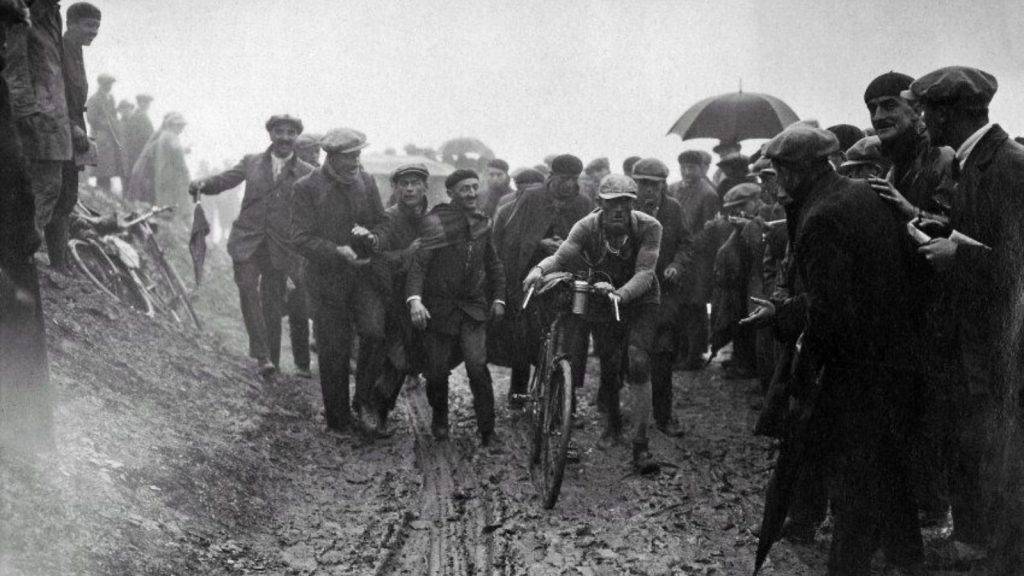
top-left (722, 182), bottom-right (761, 208)
top-left (902, 66), bottom-right (997, 110)
top-left (445, 169), bottom-right (479, 189)
top-left (550, 154), bottom-right (584, 177)
top-left (864, 71), bottom-right (915, 104)
top-left (764, 124), bottom-right (840, 165)
top-left (135, 94), bottom-right (154, 104)
top-left (826, 124), bottom-right (866, 152)
top-left (265, 114), bottom-right (304, 134)
top-left (585, 157), bottom-right (610, 174)
top-left (391, 163), bottom-right (430, 182)
top-left (597, 174), bottom-right (638, 200)
top-left (486, 158), bottom-right (509, 172)
top-left (631, 157), bottom-right (670, 182)
top-left (321, 128), bottom-right (369, 154)
top-left (512, 167), bottom-right (546, 188)
top-left (840, 136), bottom-right (885, 168)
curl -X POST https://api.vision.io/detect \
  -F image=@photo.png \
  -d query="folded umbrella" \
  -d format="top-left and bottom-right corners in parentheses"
top-left (189, 199), bottom-right (210, 286)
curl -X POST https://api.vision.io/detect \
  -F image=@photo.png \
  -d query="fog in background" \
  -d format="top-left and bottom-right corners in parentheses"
top-left (87, 0), bottom-right (1024, 175)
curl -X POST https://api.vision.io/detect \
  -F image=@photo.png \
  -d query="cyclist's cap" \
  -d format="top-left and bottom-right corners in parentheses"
top-left (391, 163), bottom-right (430, 183)
top-left (597, 174), bottom-right (638, 200)
top-left (631, 157), bottom-right (670, 182)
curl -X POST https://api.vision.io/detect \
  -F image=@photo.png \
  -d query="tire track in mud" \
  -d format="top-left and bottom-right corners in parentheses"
top-left (379, 377), bottom-right (497, 576)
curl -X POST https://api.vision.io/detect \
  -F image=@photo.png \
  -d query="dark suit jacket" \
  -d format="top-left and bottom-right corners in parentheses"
top-left (653, 194), bottom-right (692, 297)
top-left (947, 125), bottom-right (1024, 396)
top-left (291, 166), bottom-right (387, 305)
top-left (200, 149), bottom-right (314, 268)
top-left (793, 170), bottom-right (923, 373)
top-left (671, 178), bottom-right (722, 304)
top-left (406, 204), bottom-right (505, 335)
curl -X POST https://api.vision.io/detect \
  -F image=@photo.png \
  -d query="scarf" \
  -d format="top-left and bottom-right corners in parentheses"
top-left (418, 202), bottom-right (490, 251)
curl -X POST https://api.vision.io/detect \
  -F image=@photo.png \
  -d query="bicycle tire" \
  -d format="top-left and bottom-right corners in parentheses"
top-left (69, 239), bottom-right (121, 301)
top-left (535, 357), bottom-right (574, 509)
top-left (146, 235), bottom-right (202, 331)
top-left (135, 265), bottom-right (183, 324)
top-left (121, 268), bottom-right (156, 317)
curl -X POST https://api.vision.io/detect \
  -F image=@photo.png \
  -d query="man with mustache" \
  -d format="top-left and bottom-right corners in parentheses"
top-left (406, 169), bottom-right (506, 445)
top-left (190, 115), bottom-right (314, 379)
top-left (291, 127), bottom-right (388, 434)
top-left (632, 158), bottom-right (691, 438)
top-left (523, 174), bottom-right (663, 474)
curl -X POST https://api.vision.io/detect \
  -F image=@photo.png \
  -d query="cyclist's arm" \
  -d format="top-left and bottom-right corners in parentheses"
top-left (534, 217), bottom-right (587, 275)
top-left (615, 220), bottom-right (662, 303)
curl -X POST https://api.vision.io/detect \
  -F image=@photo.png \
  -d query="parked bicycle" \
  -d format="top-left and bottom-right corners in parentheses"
top-left (521, 270), bottom-right (620, 509)
top-left (69, 204), bottom-right (202, 330)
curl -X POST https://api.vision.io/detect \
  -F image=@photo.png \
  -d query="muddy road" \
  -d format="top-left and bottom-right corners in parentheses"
top-left (1, 195), bottom-right (958, 575)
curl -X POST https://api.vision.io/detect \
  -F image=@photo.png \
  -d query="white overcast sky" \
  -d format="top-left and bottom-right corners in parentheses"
top-left (85, 0), bottom-right (1024, 176)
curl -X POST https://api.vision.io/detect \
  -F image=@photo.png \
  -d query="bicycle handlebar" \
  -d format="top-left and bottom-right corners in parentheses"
top-left (522, 272), bottom-right (620, 322)
top-left (122, 205), bottom-right (174, 229)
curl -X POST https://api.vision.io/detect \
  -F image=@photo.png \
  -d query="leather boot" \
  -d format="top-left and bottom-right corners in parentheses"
top-left (632, 439), bottom-right (660, 475)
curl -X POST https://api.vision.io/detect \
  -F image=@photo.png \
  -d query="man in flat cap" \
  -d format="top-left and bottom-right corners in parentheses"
top-left (715, 151), bottom-right (753, 200)
top-left (86, 73), bottom-right (122, 192)
top-left (764, 123), bottom-right (928, 574)
top-left (669, 150), bottom-right (721, 369)
top-left (908, 66), bottom-right (1024, 566)
top-left (406, 169), bottom-right (505, 445)
top-left (523, 174), bottom-right (663, 474)
top-left (124, 94), bottom-right (155, 177)
top-left (3, 0), bottom-right (75, 269)
top-left (190, 115), bottom-right (314, 379)
top-left (291, 127), bottom-right (388, 433)
top-left (479, 158), bottom-right (511, 218)
top-left (837, 136), bottom-right (887, 180)
top-left (493, 154), bottom-right (593, 408)
top-left (632, 158), bottom-right (691, 437)
top-left (295, 133), bottom-right (322, 167)
top-left (374, 163), bottom-right (430, 434)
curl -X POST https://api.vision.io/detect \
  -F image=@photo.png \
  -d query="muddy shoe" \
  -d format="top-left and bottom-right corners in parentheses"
top-left (631, 441), bottom-right (660, 475)
top-left (257, 358), bottom-right (276, 379)
top-left (781, 518), bottom-right (816, 544)
top-left (325, 412), bottom-right (353, 433)
top-left (295, 366), bottom-right (312, 379)
top-left (431, 414), bottom-right (449, 441)
top-left (481, 431), bottom-right (504, 452)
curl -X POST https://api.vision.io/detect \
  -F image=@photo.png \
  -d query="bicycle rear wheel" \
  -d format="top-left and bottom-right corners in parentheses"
top-left (533, 358), bottom-right (575, 509)
top-left (69, 239), bottom-right (120, 301)
top-left (145, 235), bottom-right (202, 330)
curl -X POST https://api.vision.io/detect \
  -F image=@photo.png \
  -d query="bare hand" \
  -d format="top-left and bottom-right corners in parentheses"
top-left (663, 265), bottom-right (680, 283)
top-left (409, 299), bottom-right (431, 330)
top-left (522, 266), bottom-right (544, 293)
top-left (917, 237), bottom-right (957, 271)
top-left (352, 225), bottom-right (371, 238)
top-left (337, 245), bottom-right (370, 266)
top-left (490, 301), bottom-right (506, 321)
top-left (868, 177), bottom-right (915, 218)
top-left (592, 281), bottom-right (615, 294)
top-left (739, 297), bottom-right (777, 327)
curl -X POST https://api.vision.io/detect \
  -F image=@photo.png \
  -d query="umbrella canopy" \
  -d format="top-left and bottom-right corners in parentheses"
top-left (667, 91), bottom-right (800, 144)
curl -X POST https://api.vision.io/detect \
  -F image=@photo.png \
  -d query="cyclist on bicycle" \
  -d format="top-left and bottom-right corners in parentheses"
top-left (523, 174), bottom-right (662, 474)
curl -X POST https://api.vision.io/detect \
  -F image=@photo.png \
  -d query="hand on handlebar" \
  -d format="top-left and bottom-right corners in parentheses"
top-left (522, 266), bottom-right (544, 293)
top-left (592, 281), bottom-right (615, 295)
top-left (739, 297), bottom-right (776, 328)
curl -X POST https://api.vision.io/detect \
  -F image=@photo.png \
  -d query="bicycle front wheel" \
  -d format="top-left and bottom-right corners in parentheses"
top-left (534, 358), bottom-right (575, 509)
top-left (69, 239), bottom-right (123, 302)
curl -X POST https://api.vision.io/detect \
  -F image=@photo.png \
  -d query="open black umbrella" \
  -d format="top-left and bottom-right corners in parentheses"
top-left (189, 199), bottom-right (210, 286)
top-left (667, 91), bottom-right (799, 144)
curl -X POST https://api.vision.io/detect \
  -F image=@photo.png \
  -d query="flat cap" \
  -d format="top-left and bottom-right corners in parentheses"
top-left (391, 163), bottom-right (430, 182)
top-left (487, 158), bottom-right (509, 172)
top-left (864, 71), bottom-right (914, 104)
top-left (163, 112), bottom-right (187, 126)
top-left (750, 155), bottom-right (775, 175)
top-left (717, 151), bottom-right (750, 168)
top-left (597, 174), bottom-right (638, 200)
top-left (265, 114), bottom-right (304, 134)
top-left (512, 167), bottom-right (546, 188)
top-left (826, 124), bottom-right (866, 152)
top-left (764, 124), bottom-right (840, 165)
top-left (445, 169), bottom-right (479, 189)
top-left (675, 147), bottom-right (708, 166)
top-left (135, 93), bottom-right (154, 104)
top-left (840, 136), bottom-right (885, 168)
top-left (722, 182), bottom-right (761, 209)
top-left (321, 128), bottom-right (369, 154)
top-left (585, 157), bottom-right (610, 174)
top-left (550, 154), bottom-right (584, 178)
top-left (97, 73), bottom-right (116, 84)
top-left (116, 99), bottom-right (134, 111)
top-left (902, 66), bottom-right (997, 110)
top-left (295, 133), bottom-right (321, 149)
top-left (631, 157), bottom-right (670, 182)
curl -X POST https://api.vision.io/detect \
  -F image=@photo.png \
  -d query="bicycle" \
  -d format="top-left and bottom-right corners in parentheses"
top-left (521, 271), bottom-right (620, 509)
top-left (69, 204), bottom-right (201, 330)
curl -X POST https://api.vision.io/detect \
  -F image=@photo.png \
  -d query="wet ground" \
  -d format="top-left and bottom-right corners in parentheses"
top-left (0, 195), bottom-right (981, 575)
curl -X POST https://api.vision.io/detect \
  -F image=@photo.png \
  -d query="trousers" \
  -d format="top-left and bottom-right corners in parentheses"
top-left (422, 318), bottom-right (494, 436)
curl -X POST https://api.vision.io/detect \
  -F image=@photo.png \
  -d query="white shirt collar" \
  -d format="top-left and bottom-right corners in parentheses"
top-left (956, 123), bottom-right (994, 170)
top-left (271, 152), bottom-right (293, 179)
